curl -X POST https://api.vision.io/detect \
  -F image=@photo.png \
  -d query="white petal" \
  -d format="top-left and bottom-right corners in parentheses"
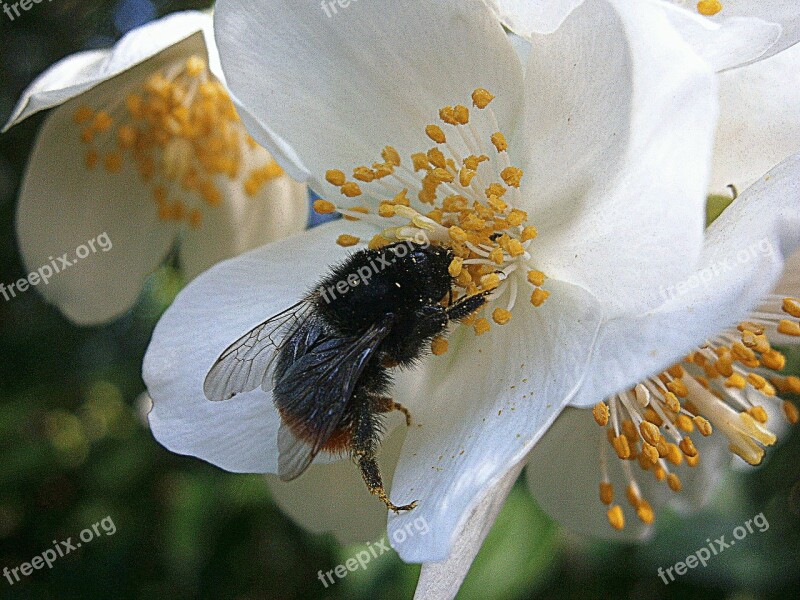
top-left (571, 153), bottom-right (800, 408)
top-left (413, 462), bottom-right (523, 600)
top-left (213, 0), bottom-right (524, 195)
top-left (710, 0), bottom-right (800, 64)
top-left (658, 1), bottom-right (781, 71)
top-left (711, 41), bottom-right (800, 194)
top-left (15, 101), bottom-right (175, 325)
top-left (520, 0), bottom-right (717, 316)
top-left (524, 407), bottom-right (727, 540)
top-left (179, 166), bottom-right (309, 280)
top-left (483, 0), bottom-right (586, 35)
top-left (144, 222), bottom-right (374, 473)
top-left (265, 421), bottom-right (406, 545)
top-left (4, 11), bottom-right (211, 130)
top-left (386, 280), bottom-right (603, 562)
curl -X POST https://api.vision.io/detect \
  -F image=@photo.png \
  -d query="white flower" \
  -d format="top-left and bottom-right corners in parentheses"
top-left (485, 0), bottom-right (800, 71)
top-left (145, 0), bottom-right (721, 564)
top-left (711, 41), bottom-right (800, 193)
top-left (3, 11), bottom-right (309, 325)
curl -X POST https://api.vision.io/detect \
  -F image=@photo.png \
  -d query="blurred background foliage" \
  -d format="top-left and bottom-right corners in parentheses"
top-left (0, 2), bottom-right (798, 599)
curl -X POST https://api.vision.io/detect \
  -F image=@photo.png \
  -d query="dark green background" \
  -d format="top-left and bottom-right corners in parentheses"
top-left (0, 2), bottom-right (798, 598)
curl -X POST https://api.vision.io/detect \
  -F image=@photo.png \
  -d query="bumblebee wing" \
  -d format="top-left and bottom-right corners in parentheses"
top-left (275, 317), bottom-right (393, 481)
top-left (204, 300), bottom-right (313, 401)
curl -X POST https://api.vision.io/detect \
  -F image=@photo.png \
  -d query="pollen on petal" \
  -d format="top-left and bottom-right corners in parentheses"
top-left (336, 234), bottom-right (360, 247)
top-left (696, 1), bottom-right (723, 17)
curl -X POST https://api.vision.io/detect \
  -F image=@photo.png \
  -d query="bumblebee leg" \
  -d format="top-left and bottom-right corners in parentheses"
top-left (446, 290), bottom-right (491, 322)
top-left (374, 396), bottom-right (412, 426)
top-left (351, 397), bottom-right (417, 513)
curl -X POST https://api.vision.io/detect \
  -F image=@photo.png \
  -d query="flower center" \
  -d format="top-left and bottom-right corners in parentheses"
top-left (312, 89), bottom-right (548, 346)
top-left (73, 55), bottom-right (283, 230)
top-left (593, 295), bottom-right (800, 530)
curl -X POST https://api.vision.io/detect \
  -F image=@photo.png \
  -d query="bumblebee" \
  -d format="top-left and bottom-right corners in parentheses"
top-left (204, 241), bottom-right (488, 512)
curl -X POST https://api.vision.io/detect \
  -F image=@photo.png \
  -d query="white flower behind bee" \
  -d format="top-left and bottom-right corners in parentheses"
top-left (4, 11), bottom-right (308, 325)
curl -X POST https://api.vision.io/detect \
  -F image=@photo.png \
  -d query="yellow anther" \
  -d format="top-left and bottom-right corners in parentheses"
top-left (378, 202), bottom-right (396, 218)
top-left (679, 436), bottom-right (698, 458)
top-left (530, 288), bottom-right (549, 307)
top-left (485, 183), bottom-right (507, 199)
top-left (313, 199), bottom-right (337, 214)
top-left (693, 416), bottom-right (713, 436)
top-left (491, 132), bottom-right (508, 152)
top-left (340, 182), bottom-right (362, 197)
top-left (666, 379), bottom-right (688, 398)
top-left (697, 1), bottom-right (723, 17)
top-left (474, 318), bottom-right (491, 336)
top-left (761, 350), bottom-right (786, 371)
top-left (747, 373), bottom-right (768, 390)
top-left (453, 104), bottom-right (470, 125)
top-left (448, 257), bottom-right (463, 278)
top-left (459, 168), bottom-right (476, 187)
top-left (426, 124), bottom-right (447, 144)
top-left (381, 146), bottom-right (401, 167)
top-left (392, 189), bottom-right (410, 206)
top-left (449, 226), bottom-right (468, 243)
top-left (639, 421), bottom-right (661, 446)
top-left (73, 106), bottom-right (94, 124)
top-left (92, 111), bottom-right (113, 131)
top-left (662, 391), bottom-right (680, 413)
top-left (411, 153), bottom-right (429, 171)
top-left (431, 336), bottom-right (449, 356)
top-left (507, 239), bottom-right (525, 258)
top-left (344, 206), bottom-right (370, 221)
top-left (642, 443), bottom-right (659, 465)
top-left (521, 226), bottom-right (538, 242)
top-left (430, 167), bottom-right (454, 184)
top-left (725, 373), bottom-right (747, 389)
top-left (644, 407), bottom-right (663, 427)
top-left (507, 209), bottom-right (528, 227)
top-left (526, 270), bottom-right (545, 287)
top-left (481, 273), bottom-right (501, 290)
top-left (427, 148), bottom-right (447, 169)
top-left (488, 247), bottom-right (504, 265)
top-left (472, 88), bottom-right (495, 109)
top-left (492, 308), bottom-right (512, 325)
top-left (326, 169), bottom-right (347, 186)
top-left (599, 482), bottom-right (614, 505)
top-left (665, 443), bottom-right (683, 466)
top-left (500, 167), bottom-right (523, 188)
top-left (611, 435), bottom-right (631, 460)
top-left (464, 154), bottom-right (489, 170)
top-left (353, 166), bottom-right (376, 182)
top-left (626, 484), bottom-right (641, 508)
top-left (336, 234), bottom-right (360, 247)
top-left (104, 153), bottom-right (123, 173)
top-left (783, 401), bottom-right (799, 424)
top-left (636, 500), bottom-right (654, 525)
top-left (185, 56), bottom-right (206, 77)
top-left (777, 319), bottom-right (800, 336)
top-left (667, 473), bottom-right (682, 493)
top-left (439, 106), bottom-right (457, 125)
top-left (783, 298), bottom-right (800, 318)
top-left (368, 234), bottom-right (391, 250)
top-left (675, 413), bottom-right (694, 432)
top-left (593, 402), bottom-right (609, 426)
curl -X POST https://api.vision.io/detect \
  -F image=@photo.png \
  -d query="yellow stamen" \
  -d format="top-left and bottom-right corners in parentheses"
top-left (697, 1), bottom-right (723, 17)
top-left (336, 234), bottom-right (360, 247)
